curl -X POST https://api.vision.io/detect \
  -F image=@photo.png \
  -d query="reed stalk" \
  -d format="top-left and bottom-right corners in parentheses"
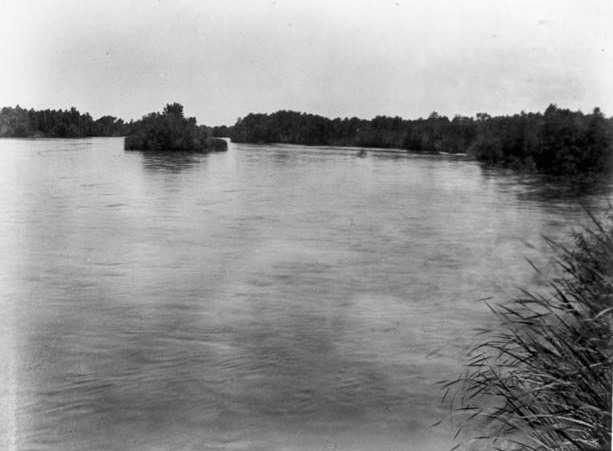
top-left (442, 210), bottom-right (612, 450)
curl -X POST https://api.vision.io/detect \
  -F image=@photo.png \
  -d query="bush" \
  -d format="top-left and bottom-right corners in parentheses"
top-left (124, 103), bottom-right (226, 152)
top-left (204, 137), bottom-right (228, 152)
top-left (442, 211), bottom-right (612, 450)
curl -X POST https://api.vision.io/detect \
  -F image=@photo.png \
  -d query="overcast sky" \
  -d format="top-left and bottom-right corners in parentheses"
top-left (0, 0), bottom-right (611, 125)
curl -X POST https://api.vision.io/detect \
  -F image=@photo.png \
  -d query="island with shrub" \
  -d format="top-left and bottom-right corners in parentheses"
top-left (0, 102), bottom-right (227, 153)
top-left (124, 103), bottom-right (227, 152)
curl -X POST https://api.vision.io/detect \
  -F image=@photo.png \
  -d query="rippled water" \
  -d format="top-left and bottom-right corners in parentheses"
top-left (0, 138), bottom-right (610, 450)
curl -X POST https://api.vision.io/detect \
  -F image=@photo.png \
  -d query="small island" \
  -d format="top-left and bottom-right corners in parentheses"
top-left (124, 103), bottom-right (227, 152)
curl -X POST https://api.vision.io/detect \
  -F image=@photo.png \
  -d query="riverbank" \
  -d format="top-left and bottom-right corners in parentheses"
top-left (228, 106), bottom-right (613, 176)
top-left (0, 103), bottom-right (227, 153)
top-left (444, 210), bottom-right (612, 450)
top-left (4, 103), bottom-right (611, 173)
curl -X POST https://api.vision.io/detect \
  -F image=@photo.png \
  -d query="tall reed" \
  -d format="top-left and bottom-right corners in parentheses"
top-left (442, 210), bottom-right (612, 450)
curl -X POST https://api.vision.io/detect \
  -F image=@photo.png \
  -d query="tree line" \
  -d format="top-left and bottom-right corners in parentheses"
top-left (0, 104), bottom-right (226, 152)
top-left (227, 106), bottom-right (613, 175)
top-left (3, 103), bottom-right (612, 172)
top-left (0, 105), bottom-right (126, 138)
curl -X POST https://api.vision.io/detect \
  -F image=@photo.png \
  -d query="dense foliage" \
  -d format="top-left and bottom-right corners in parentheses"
top-left (3, 103), bottom-right (611, 171)
top-left (231, 110), bottom-right (419, 148)
top-left (0, 105), bottom-right (125, 138)
top-left (472, 106), bottom-right (613, 174)
top-left (124, 103), bottom-right (226, 152)
top-left (230, 106), bottom-right (613, 174)
top-left (442, 211), bottom-right (613, 450)
top-left (211, 125), bottom-right (231, 138)
top-left (0, 103), bottom-right (227, 152)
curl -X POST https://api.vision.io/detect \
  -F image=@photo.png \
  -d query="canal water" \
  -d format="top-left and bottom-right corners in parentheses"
top-left (0, 138), bottom-right (610, 450)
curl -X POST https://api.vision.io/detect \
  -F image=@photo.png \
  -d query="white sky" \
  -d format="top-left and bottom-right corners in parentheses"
top-left (0, 0), bottom-right (611, 125)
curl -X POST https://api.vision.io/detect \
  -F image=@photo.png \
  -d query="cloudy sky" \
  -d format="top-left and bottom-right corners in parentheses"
top-left (0, 0), bottom-right (611, 125)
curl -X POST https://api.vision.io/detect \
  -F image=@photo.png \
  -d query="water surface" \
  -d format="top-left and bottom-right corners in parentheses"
top-left (0, 138), bottom-right (610, 450)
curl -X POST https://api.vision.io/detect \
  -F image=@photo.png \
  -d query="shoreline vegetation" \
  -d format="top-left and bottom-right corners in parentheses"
top-left (442, 211), bottom-right (612, 450)
top-left (0, 103), bottom-right (227, 153)
top-left (224, 106), bottom-right (613, 175)
top-left (2, 103), bottom-right (612, 174)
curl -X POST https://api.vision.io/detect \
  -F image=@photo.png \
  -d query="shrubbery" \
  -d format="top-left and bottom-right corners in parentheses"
top-left (230, 106), bottom-right (613, 175)
top-left (0, 103), bottom-right (228, 153)
top-left (124, 103), bottom-right (226, 152)
top-left (470, 106), bottom-right (613, 175)
top-left (0, 105), bottom-right (125, 138)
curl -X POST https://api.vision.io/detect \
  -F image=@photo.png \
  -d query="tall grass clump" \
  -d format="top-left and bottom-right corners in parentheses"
top-left (442, 210), bottom-right (612, 450)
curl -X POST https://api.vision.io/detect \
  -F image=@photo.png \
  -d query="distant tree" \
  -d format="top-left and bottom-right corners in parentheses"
top-left (124, 103), bottom-right (227, 152)
top-left (163, 103), bottom-right (185, 119)
top-left (211, 125), bottom-right (230, 137)
top-left (0, 105), bottom-right (128, 138)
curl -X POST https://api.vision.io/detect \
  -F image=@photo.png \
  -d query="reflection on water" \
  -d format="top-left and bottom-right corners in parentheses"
top-left (0, 138), bottom-right (611, 451)
top-left (481, 166), bottom-right (612, 200)
top-left (140, 151), bottom-right (209, 173)
top-left (518, 175), bottom-right (613, 205)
